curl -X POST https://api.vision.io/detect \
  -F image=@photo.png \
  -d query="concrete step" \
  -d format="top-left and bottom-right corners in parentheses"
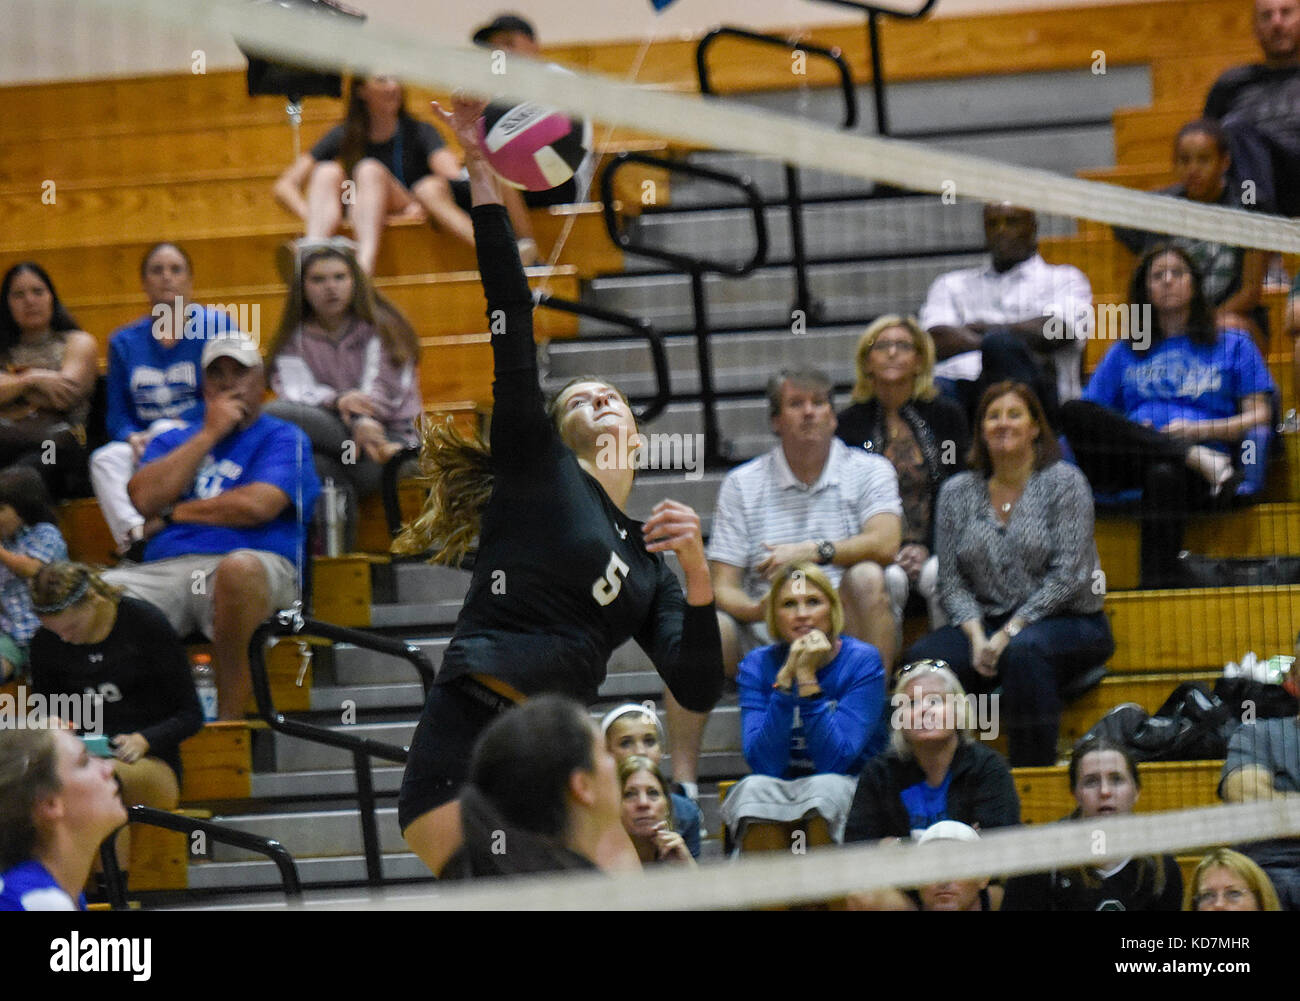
top-left (368, 601), bottom-right (463, 629)
top-left (391, 563), bottom-right (472, 605)
top-left (544, 325), bottom-right (864, 398)
top-left (205, 805), bottom-right (405, 862)
top-left (271, 722), bottom-right (415, 773)
top-left (624, 472), bottom-right (726, 533)
top-left (580, 254), bottom-right (984, 334)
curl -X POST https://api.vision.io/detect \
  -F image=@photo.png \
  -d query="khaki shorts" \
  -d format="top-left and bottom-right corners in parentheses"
top-left (103, 550), bottom-right (298, 639)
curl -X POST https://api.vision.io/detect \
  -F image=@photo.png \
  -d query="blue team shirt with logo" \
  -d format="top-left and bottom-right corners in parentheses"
top-left (0, 860), bottom-right (83, 911)
top-left (139, 414), bottom-right (320, 565)
top-left (900, 771), bottom-right (954, 836)
top-left (1083, 331), bottom-right (1274, 447)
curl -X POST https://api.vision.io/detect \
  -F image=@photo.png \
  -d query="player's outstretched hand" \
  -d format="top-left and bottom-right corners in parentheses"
top-left (642, 500), bottom-right (706, 571)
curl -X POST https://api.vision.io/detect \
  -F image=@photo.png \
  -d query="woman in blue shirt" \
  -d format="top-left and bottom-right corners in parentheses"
top-left (720, 561), bottom-right (886, 852)
top-left (0, 727), bottom-right (126, 911)
top-left (1060, 244), bottom-right (1274, 588)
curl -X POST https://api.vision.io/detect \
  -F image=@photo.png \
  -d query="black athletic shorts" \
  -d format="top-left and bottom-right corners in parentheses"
top-left (397, 677), bottom-right (511, 832)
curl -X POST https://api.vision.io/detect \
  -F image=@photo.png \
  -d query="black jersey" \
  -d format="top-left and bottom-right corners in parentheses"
top-left (29, 596), bottom-right (203, 779)
top-left (1001, 854), bottom-right (1183, 911)
top-left (432, 205), bottom-right (723, 712)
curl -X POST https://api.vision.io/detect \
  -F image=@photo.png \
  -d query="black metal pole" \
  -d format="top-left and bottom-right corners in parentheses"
top-left (689, 268), bottom-right (723, 464)
top-left (784, 163), bottom-right (815, 322)
top-left (867, 11), bottom-right (889, 136)
top-left (353, 748), bottom-right (383, 886)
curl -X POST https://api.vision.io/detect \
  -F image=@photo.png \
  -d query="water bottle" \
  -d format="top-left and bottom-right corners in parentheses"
top-left (321, 477), bottom-right (345, 557)
top-left (192, 653), bottom-right (218, 723)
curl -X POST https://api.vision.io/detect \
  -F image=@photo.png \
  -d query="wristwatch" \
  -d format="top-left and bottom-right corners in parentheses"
top-left (1003, 620), bottom-right (1023, 639)
top-left (815, 539), bottom-right (836, 565)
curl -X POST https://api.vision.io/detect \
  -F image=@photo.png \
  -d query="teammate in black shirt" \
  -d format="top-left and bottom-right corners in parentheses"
top-left (397, 97), bottom-right (724, 875)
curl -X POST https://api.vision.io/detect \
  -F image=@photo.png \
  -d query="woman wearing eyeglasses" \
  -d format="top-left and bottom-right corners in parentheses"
top-left (837, 316), bottom-right (969, 631)
top-left (843, 660), bottom-right (1019, 843)
top-left (1185, 848), bottom-right (1282, 911)
top-left (1060, 243), bottom-right (1274, 588)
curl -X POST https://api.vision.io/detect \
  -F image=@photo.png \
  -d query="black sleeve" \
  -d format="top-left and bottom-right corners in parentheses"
top-left (472, 204), bottom-right (552, 467)
top-left (125, 601), bottom-right (203, 757)
top-left (310, 123), bottom-right (345, 162)
top-left (28, 630), bottom-right (73, 704)
top-left (1154, 855), bottom-right (1184, 912)
top-left (844, 756), bottom-right (897, 842)
top-left (1204, 77), bottom-right (1232, 120)
top-left (835, 404), bottom-right (872, 450)
top-left (970, 746), bottom-right (1022, 830)
top-left (1111, 223), bottom-right (1151, 256)
top-left (633, 559), bottom-right (723, 714)
top-left (1000, 872), bottom-right (1053, 911)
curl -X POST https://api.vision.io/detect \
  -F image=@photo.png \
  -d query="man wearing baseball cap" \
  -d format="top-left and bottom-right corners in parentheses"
top-left (471, 13), bottom-right (538, 52)
top-left (104, 334), bottom-right (320, 719)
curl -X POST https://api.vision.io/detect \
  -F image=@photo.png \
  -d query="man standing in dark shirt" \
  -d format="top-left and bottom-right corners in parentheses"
top-left (1203, 0), bottom-right (1300, 216)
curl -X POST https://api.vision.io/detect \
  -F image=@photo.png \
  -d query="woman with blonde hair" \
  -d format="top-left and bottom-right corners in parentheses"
top-left (837, 315), bottom-right (968, 629)
top-left (1185, 847), bottom-right (1282, 911)
top-left (618, 755), bottom-right (694, 866)
top-left (0, 726), bottom-right (126, 910)
top-left (395, 96), bottom-right (722, 877)
top-left (27, 561), bottom-right (202, 875)
top-left (844, 658), bottom-right (1019, 842)
top-left (721, 562), bottom-right (887, 852)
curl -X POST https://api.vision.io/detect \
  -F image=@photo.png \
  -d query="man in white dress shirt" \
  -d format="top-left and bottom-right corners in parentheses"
top-left (920, 203), bottom-right (1092, 421)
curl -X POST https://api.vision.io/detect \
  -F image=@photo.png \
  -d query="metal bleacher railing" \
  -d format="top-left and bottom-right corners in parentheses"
top-left (248, 609), bottom-right (437, 887)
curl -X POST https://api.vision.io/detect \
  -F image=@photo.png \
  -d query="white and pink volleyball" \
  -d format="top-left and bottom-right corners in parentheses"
top-left (477, 101), bottom-right (591, 192)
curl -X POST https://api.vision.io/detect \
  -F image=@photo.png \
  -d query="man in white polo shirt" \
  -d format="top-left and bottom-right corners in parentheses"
top-left (921, 203), bottom-right (1091, 422)
top-left (661, 368), bottom-right (902, 802)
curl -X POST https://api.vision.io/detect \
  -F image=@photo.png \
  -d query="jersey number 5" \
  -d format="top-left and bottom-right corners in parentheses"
top-left (591, 552), bottom-right (631, 607)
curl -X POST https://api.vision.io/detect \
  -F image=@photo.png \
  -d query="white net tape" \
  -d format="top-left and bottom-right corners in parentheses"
top-left (69, 0), bottom-right (1300, 253)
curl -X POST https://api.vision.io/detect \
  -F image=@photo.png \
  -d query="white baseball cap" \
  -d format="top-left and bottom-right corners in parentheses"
top-left (916, 820), bottom-right (981, 846)
top-left (201, 333), bottom-right (263, 370)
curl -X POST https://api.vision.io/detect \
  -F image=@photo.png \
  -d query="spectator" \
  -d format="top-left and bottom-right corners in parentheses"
top-left (460, 14), bottom-right (592, 267)
top-left (0, 262), bottom-right (97, 500)
top-left (618, 755), bottom-right (694, 867)
top-left (720, 562), bottom-right (887, 852)
top-left (919, 203), bottom-right (1091, 423)
top-left (1287, 272), bottom-right (1300, 410)
top-left (1060, 245), bottom-right (1274, 588)
top-left (0, 467), bottom-right (68, 683)
top-left (906, 382), bottom-right (1114, 766)
top-left (676, 366), bottom-right (900, 805)
top-left (91, 243), bottom-right (235, 559)
top-left (837, 315), bottom-right (969, 629)
top-left (600, 703), bottom-right (701, 857)
top-left (844, 660), bottom-right (1020, 842)
top-left (1002, 736), bottom-right (1183, 911)
top-left (0, 726), bottom-right (126, 911)
top-left (1112, 120), bottom-right (1267, 345)
top-left (28, 562), bottom-right (202, 874)
top-left (440, 695), bottom-right (624, 879)
top-left (846, 820), bottom-right (996, 911)
top-left (273, 74), bottom-right (474, 274)
top-left (1219, 653), bottom-right (1300, 909)
top-left (1203, 0), bottom-right (1300, 218)
top-left (102, 334), bottom-right (320, 720)
top-left (1185, 847), bottom-right (1283, 910)
top-left (265, 240), bottom-right (421, 550)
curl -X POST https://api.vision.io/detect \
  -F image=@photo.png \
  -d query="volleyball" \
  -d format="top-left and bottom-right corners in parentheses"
top-left (477, 101), bottom-right (590, 192)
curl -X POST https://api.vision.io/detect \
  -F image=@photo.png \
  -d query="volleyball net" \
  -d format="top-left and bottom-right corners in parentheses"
top-left (8, 0), bottom-right (1300, 909)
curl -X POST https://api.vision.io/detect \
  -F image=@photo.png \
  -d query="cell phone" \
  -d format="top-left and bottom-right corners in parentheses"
top-left (82, 734), bottom-right (115, 758)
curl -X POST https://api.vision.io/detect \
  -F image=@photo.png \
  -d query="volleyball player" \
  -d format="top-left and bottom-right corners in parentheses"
top-left (396, 96), bottom-right (724, 876)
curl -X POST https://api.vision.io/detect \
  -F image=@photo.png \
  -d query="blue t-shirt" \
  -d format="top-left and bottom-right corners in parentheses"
top-left (139, 414), bottom-right (320, 565)
top-left (0, 860), bottom-right (84, 911)
top-left (105, 308), bottom-right (236, 441)
top-left (1082, 331), bottom-right (1274, 452)
top-left (737, 635), bottom-right (887, 778)
top-left (900, 771), bottom-right (955, 837)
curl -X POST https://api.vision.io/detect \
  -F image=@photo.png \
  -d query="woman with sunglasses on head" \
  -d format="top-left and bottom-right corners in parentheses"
top-left (837, 315), bottom-right (969, 630)
top-left (265, 239), bottom-right (421, 550)
top-left (903, 381), bottom-right (1114, 767)
top-left (1002, 735), bottom-right (1182, 911)
top-left (0, 726), bottom-right (127, 911)
top-left (1060, 244), bottom-right (1274, 588)
top-left (844, 659), bottom-right (1019, 843)
top-left (395, 95), bottom-right (723, 877)
top-left (601, 703), bottom-right (701, 858)
top-left (721, 562), bottom-right (887, 853)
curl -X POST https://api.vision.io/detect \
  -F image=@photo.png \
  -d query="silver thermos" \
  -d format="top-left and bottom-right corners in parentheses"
top-left (322, 477), bottom-right (345, 556)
